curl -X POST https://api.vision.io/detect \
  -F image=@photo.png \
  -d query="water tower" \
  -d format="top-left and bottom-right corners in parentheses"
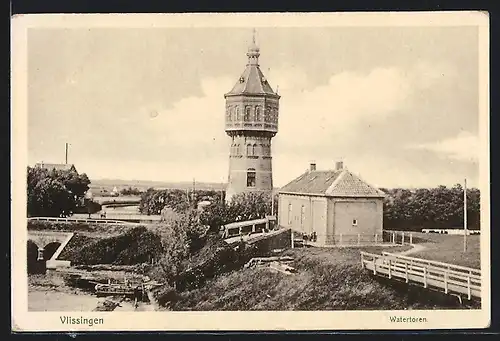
top-left (224, 31), bottom-right (280, 202)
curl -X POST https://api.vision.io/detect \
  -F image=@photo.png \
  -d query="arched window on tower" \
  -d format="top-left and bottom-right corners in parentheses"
top-left (244, 106), bottom-right (251, 121)
top-left (255, 106), bottom-right (261, 122)
top-left (236, 144), bottom-right (241, 156)
top-left (231, 107), bottom-right (236, 122)
top-left (247, 168), bottom-right (256, 187)
top-left (226, 107), bottom-right (232, 121)
top-left (246, 144), bottom-right (253, 156)
top-left (265, 106), bottom-right (271, 122)
top-left (236, 107), bottom-right (241, 121)
top-left (252, 143), bottom-right (257, 156)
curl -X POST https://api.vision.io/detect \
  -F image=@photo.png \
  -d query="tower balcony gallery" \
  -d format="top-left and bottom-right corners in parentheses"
top-left (224, 31), bottom-right (280, 202)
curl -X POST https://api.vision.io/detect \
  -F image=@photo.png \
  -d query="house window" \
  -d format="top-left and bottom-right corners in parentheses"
top-left (300, 205), bottom-right (306, 228)
top-left (247, 168), bottom-right (256, 187)
top-left (288, 203), bottom-right (293, 225)
top-left (352, 219), bottom-right (358, 227)
top-left (255, 106), bottom-right (261, 121)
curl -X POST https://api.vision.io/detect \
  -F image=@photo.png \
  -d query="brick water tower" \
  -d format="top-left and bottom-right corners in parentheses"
top-left (224, 31), bottom-right (280, 203)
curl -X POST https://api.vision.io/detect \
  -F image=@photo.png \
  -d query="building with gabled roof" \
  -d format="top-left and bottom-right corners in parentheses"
top-left (278, 161), bottom-right (385, 246)
top-left (35, 162), bottom-right (78, 174)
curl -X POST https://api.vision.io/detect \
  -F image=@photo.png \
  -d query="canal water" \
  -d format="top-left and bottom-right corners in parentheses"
top-left (28, 270), bottom-right (156, 312)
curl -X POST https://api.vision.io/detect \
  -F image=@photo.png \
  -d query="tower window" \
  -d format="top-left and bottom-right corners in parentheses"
top-left (246, 144), bottom-right (253, 156)
top-left (265, 106), bottom-right (271, 122)
top-left (352, 219), bottom-right (358, 227)
top-left (247, 169), bottom-right (256, 187)
top-left (255, 106), bottom-right (261, 121)
top-left (244, 106), bottom-right (251, 121)
top-left (236, 107), bottom-right (240, 121)
top-left (288, 203), bottom-right (292, 225)
top-left (252, 143), bottom-right (257, 156)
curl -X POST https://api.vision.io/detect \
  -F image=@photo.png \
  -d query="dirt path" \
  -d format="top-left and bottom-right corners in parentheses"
top-left (390, 243), bottom-right (427, 256)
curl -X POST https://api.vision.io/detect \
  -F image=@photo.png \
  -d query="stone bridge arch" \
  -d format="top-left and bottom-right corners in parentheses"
top-left (27, 231), bottom-right (74, 270)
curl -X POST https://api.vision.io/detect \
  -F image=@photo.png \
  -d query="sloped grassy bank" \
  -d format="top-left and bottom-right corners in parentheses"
top-left (163, 247), bottom-right (469, 311)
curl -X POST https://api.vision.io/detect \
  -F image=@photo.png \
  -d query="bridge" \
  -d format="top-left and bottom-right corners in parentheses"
top-left (27, 230), bottom-right (74, 269)
top-left (360, 251), bottom-right (481, 302)
top-left (28, 216), bottom-right (142, 225)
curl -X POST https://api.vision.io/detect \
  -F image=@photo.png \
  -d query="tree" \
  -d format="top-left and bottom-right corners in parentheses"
top-left (27, 166), bottom-right (91, 217)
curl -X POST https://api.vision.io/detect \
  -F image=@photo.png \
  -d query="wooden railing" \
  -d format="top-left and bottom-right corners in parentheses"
top-left (360, 251), bottom-right (481, 300)
top-left (28, 217), bottom-right (141, 225)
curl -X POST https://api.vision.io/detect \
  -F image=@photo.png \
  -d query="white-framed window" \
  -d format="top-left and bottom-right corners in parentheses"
top-left (300, 205), bottom-right (306, 228)
top-left (287, 203), bottom-right (293, 225)
top-left (352, 219), bottom-right (358, 227)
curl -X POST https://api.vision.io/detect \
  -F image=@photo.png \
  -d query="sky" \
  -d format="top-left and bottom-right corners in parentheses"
top-left (27, 23), bottom-right (482, 189)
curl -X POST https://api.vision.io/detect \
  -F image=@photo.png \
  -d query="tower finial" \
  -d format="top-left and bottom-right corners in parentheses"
top-left (247, 28), bottom-right (260, 65)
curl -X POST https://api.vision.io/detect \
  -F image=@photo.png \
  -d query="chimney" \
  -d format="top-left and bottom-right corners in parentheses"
top-left (335, 161), bottom-right (343, 171)
top-left (309, 162), bottom-right (317, 171)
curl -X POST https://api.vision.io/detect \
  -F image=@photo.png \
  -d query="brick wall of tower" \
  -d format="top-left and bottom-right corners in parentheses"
top-left (225, 134), bottom-right (273, 202)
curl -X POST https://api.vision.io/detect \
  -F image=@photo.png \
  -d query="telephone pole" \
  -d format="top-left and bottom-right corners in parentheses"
top-left (463, 178), bottom-right (468, 252)
top-left (65, 143), bottom-right (69, 164)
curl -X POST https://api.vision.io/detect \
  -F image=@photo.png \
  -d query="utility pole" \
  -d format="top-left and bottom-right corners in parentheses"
top-left (65, 143), bottom-right (69, 164)
top-left (464, 178), bottom-right (468, 252)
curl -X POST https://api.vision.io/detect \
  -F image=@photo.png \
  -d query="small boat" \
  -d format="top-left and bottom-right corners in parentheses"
top-left (94, 283), bottom-right (138, 297)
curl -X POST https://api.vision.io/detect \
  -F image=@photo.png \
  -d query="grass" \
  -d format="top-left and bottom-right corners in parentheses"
top-left (167, 245), bottom-right (462, 311)
top-left (406, 232), bottom-right (481, 269)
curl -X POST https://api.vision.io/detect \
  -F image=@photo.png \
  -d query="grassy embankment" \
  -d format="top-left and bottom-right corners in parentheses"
top-left (166, 245), bottom-right (471, 311)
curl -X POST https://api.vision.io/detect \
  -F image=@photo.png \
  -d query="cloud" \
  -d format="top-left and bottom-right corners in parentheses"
top-left (68, 60), bottom-right (458, 185)
top-left (406, 131), bottom-right (479, 162)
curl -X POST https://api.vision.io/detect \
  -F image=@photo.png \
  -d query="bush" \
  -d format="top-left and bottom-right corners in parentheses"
top-left (69, 227), bottom-right (163, 265)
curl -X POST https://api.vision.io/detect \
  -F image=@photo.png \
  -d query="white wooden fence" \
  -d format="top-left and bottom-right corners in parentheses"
top-left (360, 251), bottom-right (481, 300)
top-left (28, 217), bottom-right (141, 226)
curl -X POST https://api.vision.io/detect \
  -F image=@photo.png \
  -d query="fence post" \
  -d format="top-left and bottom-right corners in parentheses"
top-left (467, 271), bottom-right (472, 300)
top-left (410, 233), bottom-right (413, 245)
top-left (423, 267), bottom-right (428, 288)
top-left (357, 234), bottom-right (361, 246)
top-left (388, 259), bottom-right (392, 279)
top-left (291, 231), bottom-right (295, 249)
top-left (405, 262), bottom-right (409, 283)
top-left (339, 233), bottom-right (343, 245)
top-left (375, 234), bottom-right (378, 244)
top-left (361, 253), bottom-right (364, 269)
top-left (402, 232), bottom-right (405, 245)
top-left (373, 256), bottom-right (377, 275)
top-left (444, 269), bottom-right (448, 294)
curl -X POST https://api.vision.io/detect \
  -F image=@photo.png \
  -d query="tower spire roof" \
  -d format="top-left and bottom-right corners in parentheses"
top-left (225, 29), bottom-right (278, 97)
